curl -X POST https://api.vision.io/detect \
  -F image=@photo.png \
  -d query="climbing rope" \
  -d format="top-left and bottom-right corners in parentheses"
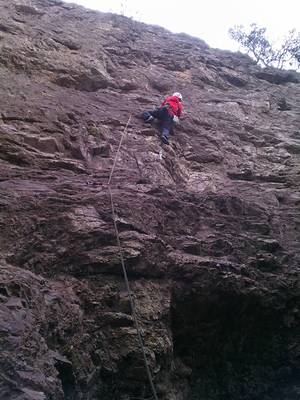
top-left (107, 115), bottom-right (159, 400)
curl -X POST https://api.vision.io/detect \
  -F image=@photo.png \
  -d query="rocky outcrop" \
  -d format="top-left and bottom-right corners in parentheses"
top-left (0, 1), bottom-right (300, 399)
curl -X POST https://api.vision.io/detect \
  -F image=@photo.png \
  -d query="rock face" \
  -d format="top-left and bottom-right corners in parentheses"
top-left (0, 1), bottom-right (300, 399)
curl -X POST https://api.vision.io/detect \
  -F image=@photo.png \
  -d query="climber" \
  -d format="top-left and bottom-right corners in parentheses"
top-left (141, 92), bottom-right (183, 145)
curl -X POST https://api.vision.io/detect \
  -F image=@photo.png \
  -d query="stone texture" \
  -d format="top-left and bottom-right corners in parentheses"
top-left (0, 1), bottom-right (299, 400)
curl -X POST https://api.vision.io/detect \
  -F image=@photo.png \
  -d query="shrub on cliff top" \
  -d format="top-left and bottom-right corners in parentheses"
top-left (229, 24), bottom-right (300, 70)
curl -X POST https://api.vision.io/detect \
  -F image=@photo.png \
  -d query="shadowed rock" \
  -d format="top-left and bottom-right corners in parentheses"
top-left (0, 1), bottom-right (299, 400)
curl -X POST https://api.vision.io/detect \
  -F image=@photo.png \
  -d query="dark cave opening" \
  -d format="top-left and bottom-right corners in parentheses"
top-left (171, 289), bottom-right (299, 400)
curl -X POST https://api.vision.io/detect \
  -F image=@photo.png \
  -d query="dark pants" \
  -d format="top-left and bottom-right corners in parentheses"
top-left (142, 107), bottom-right (174, 138)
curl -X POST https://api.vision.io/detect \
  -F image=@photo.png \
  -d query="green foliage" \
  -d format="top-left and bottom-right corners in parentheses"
top-left (229, 24), bottom-right (300, 70)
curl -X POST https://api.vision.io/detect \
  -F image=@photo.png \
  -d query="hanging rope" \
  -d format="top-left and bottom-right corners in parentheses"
top-left (107, 115), bottom-right (159, 400)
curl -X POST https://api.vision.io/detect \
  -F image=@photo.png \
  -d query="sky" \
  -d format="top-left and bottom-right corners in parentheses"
top-left (63, 0), bottom-right (300, 52)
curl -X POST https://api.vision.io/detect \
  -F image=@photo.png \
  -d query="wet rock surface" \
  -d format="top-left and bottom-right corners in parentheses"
top-left (0, 1), bottom-right (300, 399)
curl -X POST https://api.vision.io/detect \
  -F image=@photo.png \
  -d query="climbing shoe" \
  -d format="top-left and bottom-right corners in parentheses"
top-left (145, 115), bottom-right (154, 123)
top-left (161, 135), bottom-right (169, 145)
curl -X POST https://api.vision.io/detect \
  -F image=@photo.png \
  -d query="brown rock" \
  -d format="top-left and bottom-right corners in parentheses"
top-left (0, 1), bottom-right (299, 400)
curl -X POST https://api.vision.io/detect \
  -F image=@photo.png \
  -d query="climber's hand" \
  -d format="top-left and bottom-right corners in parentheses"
top-left (173, 115), bottom-right (180, 125)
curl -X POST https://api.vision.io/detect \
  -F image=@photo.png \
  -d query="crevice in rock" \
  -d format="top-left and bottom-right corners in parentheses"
top-left (1, 114), bottom-right (42, 123)
top-left (55, 359), bottom-right (76, 400)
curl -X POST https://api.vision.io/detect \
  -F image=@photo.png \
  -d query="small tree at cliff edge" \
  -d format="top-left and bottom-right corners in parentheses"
top-left (229, 24), bottom-right (300, 70)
